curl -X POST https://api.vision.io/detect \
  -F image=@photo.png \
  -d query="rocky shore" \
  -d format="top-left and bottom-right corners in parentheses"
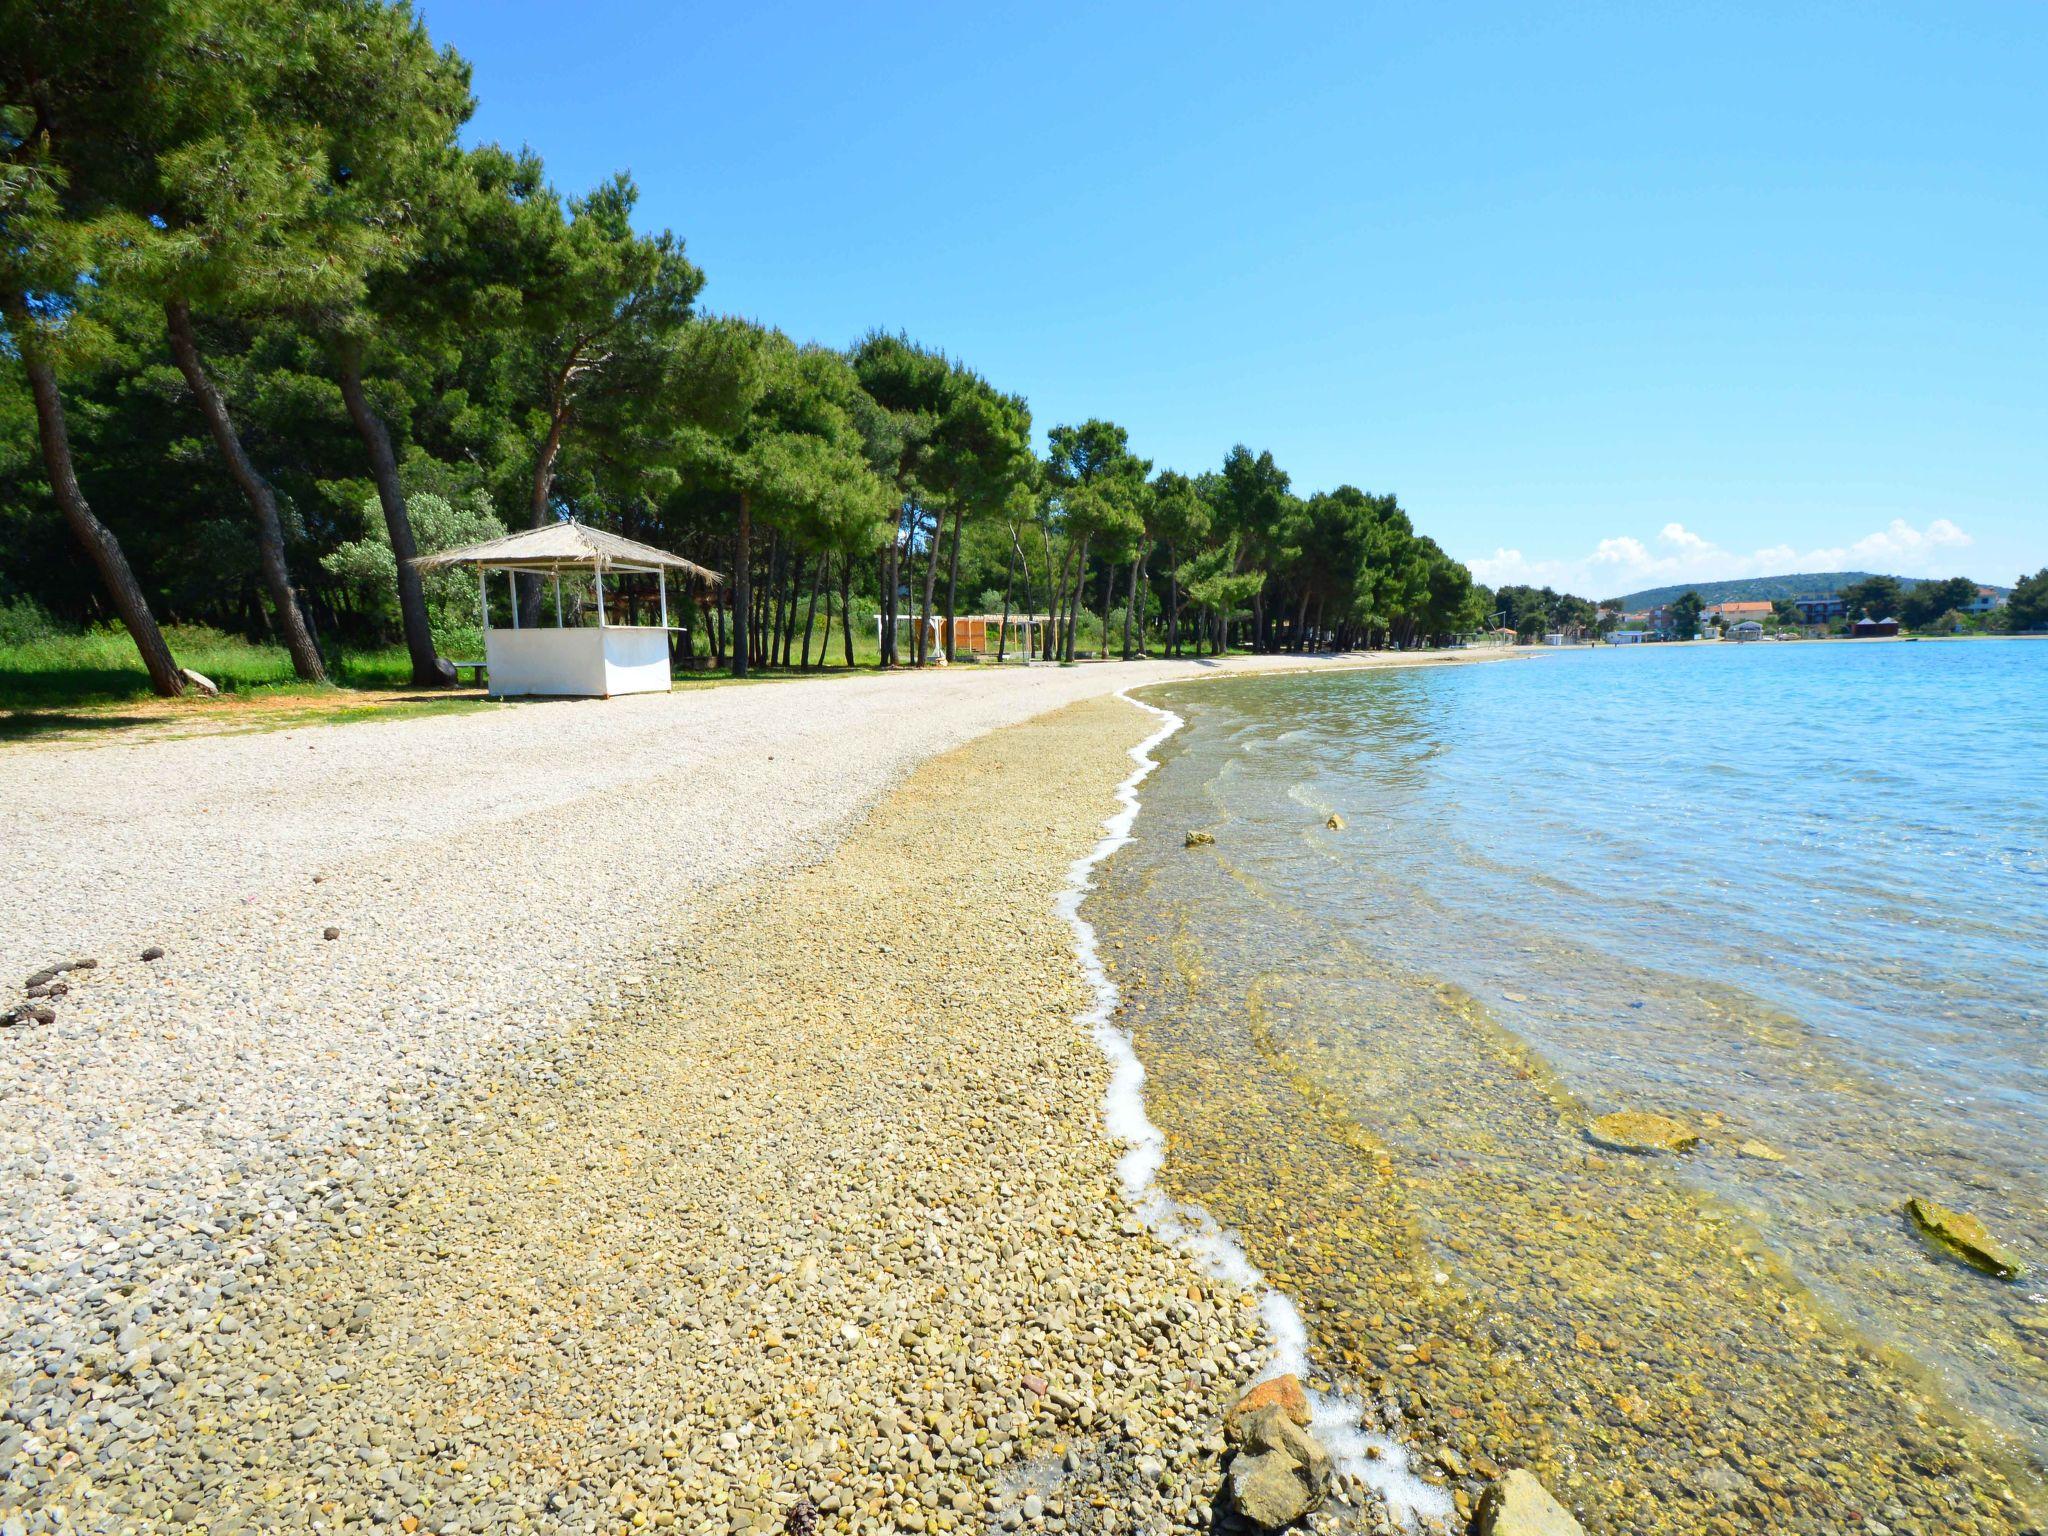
top-left (0, 687), bottom-right (1505, 1536)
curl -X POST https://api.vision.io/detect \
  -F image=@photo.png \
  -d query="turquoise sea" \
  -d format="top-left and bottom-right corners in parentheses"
top-left (1097, 638), bottom-right (2047, 1533)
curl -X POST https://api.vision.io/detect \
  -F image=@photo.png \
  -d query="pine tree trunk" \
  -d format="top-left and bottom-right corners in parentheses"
top-left (997, 534), bottom-right (1017, 663)
top-left (11, 303), bottom-right (185, 697)
top-left (1166, 544), bottom-right (1180, 656)
top-left (917, 507), bottom-right (941, 665)
top-left (336, 341), bottom-right (445, 686)
top-left (1123, 552), bottom-right (1143, 659)
top-left (165, 300), bottom-right (324, 683)
top-left (518, 397), bottom-right (570, 624)
top-left (1062, 537), bottom-right (1088, 662)
top-left (766, 531), bottom-right (785, 668)
top-left (840, 558), bottom-right (856, 667)
top-left (801, 554), bottom-right (825, 669)
top-left (943, 503), bottom-right (962, 662)
top-left (783, 553), bottom-right (806, 666)
top-left (879, 540), bottom-right (896, 667)
top-left (1038, 525), bottom-right (1058, 659)
top-left (1100, 562), bottom-right (1115, 662)
top-left (731, 492), bottom-right (752, 678)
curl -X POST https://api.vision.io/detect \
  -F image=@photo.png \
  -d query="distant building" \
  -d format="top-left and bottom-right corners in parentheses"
top-left (1851, 617), bottom-right (1900, 638)
top-left (1731, 620), bottom-right (1764, 642)
top-left (1634, 605), bottom-right (1678, 638)
top-left (1608, 629), bottom-right (1649, 645)
top-left (1707, 600), bottom-right (1774, 624)
top-left (1795, 596), bottom-right (1848, 625)
top-left (1969, 585), bottom-right (2006, 613)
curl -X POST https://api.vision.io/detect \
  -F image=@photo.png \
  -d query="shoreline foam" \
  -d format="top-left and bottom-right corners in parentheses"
top-left (1058, 690), bottom-right (1453, 1530)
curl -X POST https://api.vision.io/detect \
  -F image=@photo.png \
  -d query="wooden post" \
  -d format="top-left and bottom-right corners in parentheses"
top-left (658, 568), bottom-right (669, 631)
top-left (594, 566), bottom-right (606, 627)
top-left (478, 567), bottom-right (488, 632)
top-left (508, 568), bottom-right (519, 629)
top-left (554, 571), bottom-right (563, 627)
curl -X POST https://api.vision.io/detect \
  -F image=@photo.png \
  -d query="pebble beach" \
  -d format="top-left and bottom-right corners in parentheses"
top-left (0, 656), bottom-right (1489, 1536)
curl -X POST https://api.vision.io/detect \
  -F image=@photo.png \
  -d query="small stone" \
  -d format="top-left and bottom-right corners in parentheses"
top-left (1475, 1470), bottom-right (1585, 1535)
top-left (1324, 814), bottom-right (1345, 831)
top-left (141, 946), bottom-right (166, 962)
top-left (1736, 1139), bottom-right (1784, 1162)
top-left (1904, 1196), bottom-right (2025, 1280)
top-left (323, 927), bottom-right (342, 941)
top-left (1184, 830), bottom-right (1215, 849)
top-left (1585, 1110), bottom-right (1698, 1155)
top-left (1022, 1495), bottom-right (1044, 1521)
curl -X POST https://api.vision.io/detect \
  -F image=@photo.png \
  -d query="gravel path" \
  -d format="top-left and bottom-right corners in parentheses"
top-left (0, 655), bottom-right (1473, 1536)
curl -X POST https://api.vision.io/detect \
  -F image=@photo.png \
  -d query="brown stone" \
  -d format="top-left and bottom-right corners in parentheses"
top-left (1225, 1373), bottom-right (1313, 1440)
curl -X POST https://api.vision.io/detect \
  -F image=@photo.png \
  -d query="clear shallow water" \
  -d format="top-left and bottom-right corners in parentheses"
top-left (1097, 640), bottom-right (2048, 1533)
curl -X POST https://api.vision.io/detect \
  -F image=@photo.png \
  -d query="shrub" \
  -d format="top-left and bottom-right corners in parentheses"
top-left (0, 595), bottom-right (60, 648)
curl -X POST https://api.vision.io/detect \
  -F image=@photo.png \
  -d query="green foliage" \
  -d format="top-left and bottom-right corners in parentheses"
top-left (323, 489), bottom-right (504, 636)
top-left (2008, 569), bottom-right (2048, 632)
top-left (0, 593), bottom-right (58, 646)
top-left (1837, 574), bottom-right (1904, 622)
top-left (1897, 575), bottom-right (1976, 630)
top-left (1667, 590), bottom-right (1705, 640)
top-left (4, 0), bottom-right (1487, 695)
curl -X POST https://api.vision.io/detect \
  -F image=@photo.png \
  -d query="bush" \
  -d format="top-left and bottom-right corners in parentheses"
top-left (0, 595), bottom-right (60, 648)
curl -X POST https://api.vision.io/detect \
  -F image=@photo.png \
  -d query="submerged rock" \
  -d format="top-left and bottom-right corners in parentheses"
top-left (1226, 1404), bottom-right (1331, 1529)
top-left (1585, 1110), bottom-right (1698, 1155)
top-left (1477, 1470), bottom-right (1586, 1535)
top-left (1904, 1196), bottom-right (2025, 1280)
top-left (1184, 830), bottom-right (1216, 849)
top-left (1736, 1138), bottom-right (1785, 1162)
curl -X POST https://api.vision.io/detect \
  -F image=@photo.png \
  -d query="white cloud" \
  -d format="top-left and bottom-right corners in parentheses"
top-left (1462, 517), bottom-right (1974, 599)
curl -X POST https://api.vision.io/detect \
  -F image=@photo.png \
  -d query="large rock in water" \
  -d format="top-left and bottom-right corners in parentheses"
top-left (1585, 1110), bottom-right (1698, 1154)
top-left (1225, 1404), bottom-right (1331, 1529)
top-left (1477, 1470), bottom-right (1586, 1535)
top-left (1905, 1196), bottom-right (2025, 1280)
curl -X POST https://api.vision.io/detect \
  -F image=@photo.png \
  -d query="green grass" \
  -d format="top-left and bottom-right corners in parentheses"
top-left (0, 624), bottom-right (455, 710)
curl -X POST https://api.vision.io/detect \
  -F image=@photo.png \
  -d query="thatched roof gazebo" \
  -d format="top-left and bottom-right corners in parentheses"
top-left (416, 521), bottom-right (721, 698)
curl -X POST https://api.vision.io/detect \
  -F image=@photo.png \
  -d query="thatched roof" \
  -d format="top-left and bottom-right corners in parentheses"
top-left (414, 521), bottom-right (722, 584)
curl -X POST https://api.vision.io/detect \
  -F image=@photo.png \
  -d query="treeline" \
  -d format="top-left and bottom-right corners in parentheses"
top-left (2, 0), bottom-right (1487, 697)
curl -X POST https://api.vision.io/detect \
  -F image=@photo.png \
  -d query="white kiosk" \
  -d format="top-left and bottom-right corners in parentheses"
top-left (415, 522), bottom-right (721, 698)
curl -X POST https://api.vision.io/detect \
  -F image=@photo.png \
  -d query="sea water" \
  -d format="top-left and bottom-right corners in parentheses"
top-left (1093, 639), bottom-right (2047, 1534)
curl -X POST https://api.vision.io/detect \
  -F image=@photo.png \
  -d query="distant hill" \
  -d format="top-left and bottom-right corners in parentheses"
top-left (1607, 572), bottom-right (1903, 609)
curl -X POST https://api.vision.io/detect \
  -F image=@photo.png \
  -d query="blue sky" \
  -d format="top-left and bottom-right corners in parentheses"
top-left (422, 1), bottom-right (2045, 597)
